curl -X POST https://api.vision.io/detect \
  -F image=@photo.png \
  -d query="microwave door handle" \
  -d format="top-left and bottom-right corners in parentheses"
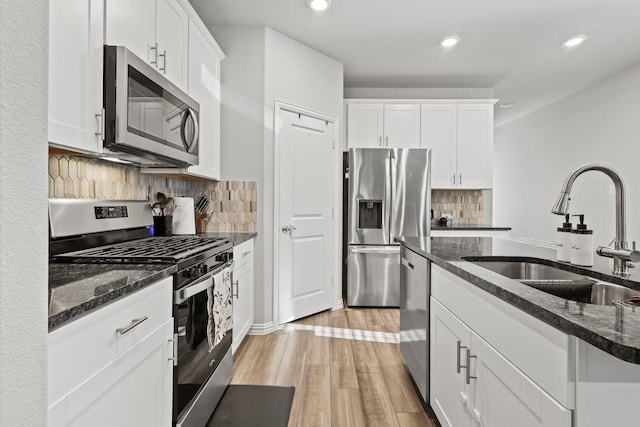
top-left (180, 107), bottom-right (199, 153)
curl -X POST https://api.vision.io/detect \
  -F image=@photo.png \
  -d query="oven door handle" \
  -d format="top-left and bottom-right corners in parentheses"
top-left (174, 260), bottom-right (234, 304)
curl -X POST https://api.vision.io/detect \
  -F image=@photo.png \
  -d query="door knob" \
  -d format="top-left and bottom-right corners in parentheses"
top-left (281, 225), bottom-right (297, 233)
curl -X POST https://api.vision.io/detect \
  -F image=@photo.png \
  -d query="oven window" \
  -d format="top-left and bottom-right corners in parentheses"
top-left (126, 65), bottom-right (195, 153)
top-left (175, 286), bottom-right (232, 415)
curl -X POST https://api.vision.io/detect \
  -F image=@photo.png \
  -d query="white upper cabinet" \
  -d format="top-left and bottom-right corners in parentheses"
top-left (181, 17), bottom-right (222, 180)
top-left (347, 104), bottom-right (384, 148)
top-left (420, 104), bottom-right (457, 189)
top-left (456, 104), bottom-right (494, 189)
top-left (105, 0), bottom-right (188, 91)
top-left (421, 102), bottom-right (495, 189)
top-left (346, 103), bottom-right (420, 148)
top-left (48, 0), bottom-right (105, 153)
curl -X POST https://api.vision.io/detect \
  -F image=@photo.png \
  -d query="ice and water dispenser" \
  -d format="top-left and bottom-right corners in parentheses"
top-left (358, 199), bottom-right (383, 229)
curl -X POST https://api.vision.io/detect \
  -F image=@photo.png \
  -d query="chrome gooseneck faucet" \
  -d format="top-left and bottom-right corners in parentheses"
top-left (551, 163), bottom-right (640, 277)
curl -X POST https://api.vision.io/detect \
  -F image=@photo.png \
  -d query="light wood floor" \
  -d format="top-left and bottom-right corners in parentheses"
top-left (231, 307), bottom-right (438, 427)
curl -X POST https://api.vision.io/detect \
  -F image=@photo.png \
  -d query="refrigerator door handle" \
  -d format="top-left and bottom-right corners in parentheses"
top-left (349, 246), bottom-right (401, 254)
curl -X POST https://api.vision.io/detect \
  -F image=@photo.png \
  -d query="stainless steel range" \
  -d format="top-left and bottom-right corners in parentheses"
top-left (49, 199), bottom-right (234, 427)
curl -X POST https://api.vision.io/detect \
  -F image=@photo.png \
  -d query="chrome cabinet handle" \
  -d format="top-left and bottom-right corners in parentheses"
top-left (456, 340), bottom-right (466, 373)
top-left (242, 251), bottom-right (251, 256)
top-left (158, 50), bottom-right (167, 73)
top-left (385, 136), bottom-right (389, 147)
top-left (94, 108), bottom-right (105, 137)
top-left (149, 43), bottom-right (158, 66)
top-left (378, 136), bottom-right (382, 147)
top-left (459, 174), bottom-right (462, 185)
top-left (116, 316), bottom-right (148, 335)
top-left (233, 280), bottom-right (239, 299)
top-left (465, 348), bottom-right (477, 384)
top-left (452, 174), bottom-right (456, 185)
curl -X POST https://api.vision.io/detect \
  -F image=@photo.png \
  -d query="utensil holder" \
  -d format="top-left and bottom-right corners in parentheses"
top-left (153, 215), bottom-right (173, 236)
top-left (195, 211), bottom-right (208, 234)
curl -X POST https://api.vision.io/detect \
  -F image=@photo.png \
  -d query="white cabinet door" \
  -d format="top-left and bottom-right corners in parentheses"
top-left (383, 104), bottom-right (420, 148)
top-left (155, 0), bottom-right (188, 89)
top-left (456, 104), bottom-right (493, 189)
top-left (50, 319), bottom-right (174, 427)
top-left (430, 298), bottom-right (473, 427)
top-left (470, 331), bottom-right (572, 427)
top-left (48, 0), bottom-right (104, 153)
top-left (105, 0), bottom-right (187, 90)
top-left (347, 104), bottom-right (384, 148)
top-left (232, 239), bottom-right (254, 353)
top-left (420, 104), bottom-right (457, 188)
top-left (104, 0), bottom-right (155, 65)
top-left (184, 20), bottom-right (222, 180)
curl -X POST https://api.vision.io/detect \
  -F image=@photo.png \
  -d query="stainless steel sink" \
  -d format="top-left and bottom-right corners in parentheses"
top-left (465, 258), bottom-right (640, 306)
top-left (590, 282), bottom-right (640, 305)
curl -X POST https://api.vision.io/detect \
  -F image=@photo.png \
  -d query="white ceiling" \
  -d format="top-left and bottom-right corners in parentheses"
top-left (189, 0), bottom-right (640, 126)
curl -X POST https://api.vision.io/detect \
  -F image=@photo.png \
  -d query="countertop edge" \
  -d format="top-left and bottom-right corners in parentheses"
top-left (48, 265), bottom-right (177, 331)
top-left (397, 236), bottom-right (640, 365)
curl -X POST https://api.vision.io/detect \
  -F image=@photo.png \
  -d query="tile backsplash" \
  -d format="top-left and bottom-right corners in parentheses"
top-left (48, 155), bottom-right (257, 232)
top-left (432, 189), bottom-right (484, 224)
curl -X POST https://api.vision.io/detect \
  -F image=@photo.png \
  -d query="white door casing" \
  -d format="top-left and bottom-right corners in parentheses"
top-left (276, 106), bottom-right (335, 324)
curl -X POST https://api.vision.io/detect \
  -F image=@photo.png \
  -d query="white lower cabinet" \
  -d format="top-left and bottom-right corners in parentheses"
top-left (431, 298), bottom-right (572, 427)
top-left (232, 238), bottom-right (254, 353)
top-left (48, 278), bottom-right (173, 427)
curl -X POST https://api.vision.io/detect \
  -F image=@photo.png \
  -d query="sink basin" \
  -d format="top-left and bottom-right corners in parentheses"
top-left (465, 258), bottom-right (640, 306)
top-left (591, 282), bottom-right (640, 305)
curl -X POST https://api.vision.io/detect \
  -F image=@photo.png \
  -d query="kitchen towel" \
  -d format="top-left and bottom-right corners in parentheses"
top-left (207, 265), bottom-right (232, 352)
top-left (172, 197), bottom-right (196, 235)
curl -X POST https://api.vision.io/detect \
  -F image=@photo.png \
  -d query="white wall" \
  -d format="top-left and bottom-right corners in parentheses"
top-left (0, 0), bottom-right (49, 424)
top-left (212, 26), bottom-right (344, 327)
top-left (494, 62), bottom-right (640, 249)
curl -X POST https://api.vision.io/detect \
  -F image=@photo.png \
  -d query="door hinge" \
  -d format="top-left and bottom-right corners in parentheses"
top-left (171, 333), bottom-right (178, 366)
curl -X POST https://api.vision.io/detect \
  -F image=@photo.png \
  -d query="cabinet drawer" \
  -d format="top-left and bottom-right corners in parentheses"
top-left (233, 238), bottom-right (254, 268)
top-left (431, 265), bottom-right (575, 408)
top-left (48, 277), bottom-right (172, 404)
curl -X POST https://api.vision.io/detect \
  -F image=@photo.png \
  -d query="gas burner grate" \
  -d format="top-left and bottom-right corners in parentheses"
top-left (55, 236), bottom-right (231, 263)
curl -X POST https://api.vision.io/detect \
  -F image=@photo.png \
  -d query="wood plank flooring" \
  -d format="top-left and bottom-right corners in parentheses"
top-left (231, 308), bottom-right (438, 427)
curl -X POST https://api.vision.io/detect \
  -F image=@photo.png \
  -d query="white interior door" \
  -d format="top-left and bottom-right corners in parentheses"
top-left (278, 109), bottom-right (335, 324)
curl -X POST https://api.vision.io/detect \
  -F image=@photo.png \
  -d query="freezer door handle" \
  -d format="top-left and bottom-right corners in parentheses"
top-left (349, 246), bottom-right (401, 254)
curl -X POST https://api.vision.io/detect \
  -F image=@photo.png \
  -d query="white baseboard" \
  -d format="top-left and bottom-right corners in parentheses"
top-left (248, 322), bottom-right (276, 335)
top-left (332, 298), bottom-right (344, 311)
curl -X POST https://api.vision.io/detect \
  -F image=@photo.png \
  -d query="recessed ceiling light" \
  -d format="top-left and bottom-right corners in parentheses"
top-left (307, 0), bottom-right (331, 11)
top-left (562, 35), bottom-right (587, 47)
top-left (440, 36), bottom-right (460, 48)
top-left (499, 102), bottom-right (515, 109)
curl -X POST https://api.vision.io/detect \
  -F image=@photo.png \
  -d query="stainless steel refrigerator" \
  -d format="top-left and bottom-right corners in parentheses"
top-left (346, 148), bottom-right (431, 306)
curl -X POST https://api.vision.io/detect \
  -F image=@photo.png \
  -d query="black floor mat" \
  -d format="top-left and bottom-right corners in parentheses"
top-left (206, 385), bottom-right (295, 427)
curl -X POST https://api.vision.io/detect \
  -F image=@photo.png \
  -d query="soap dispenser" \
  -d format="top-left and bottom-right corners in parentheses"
top-left (556, 214), bottom-right (572, 262)
top-left (570, 214), bottom-right (594, 266)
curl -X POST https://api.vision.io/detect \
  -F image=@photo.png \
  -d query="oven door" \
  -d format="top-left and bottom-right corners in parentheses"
top-left (174, 260), bottom-right (233, 427)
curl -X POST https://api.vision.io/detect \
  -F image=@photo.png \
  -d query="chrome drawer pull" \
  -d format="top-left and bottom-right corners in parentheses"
top-left (116, 316), bottom-right (148, 335)
top-left (466, 348), bottom-right (477, 384)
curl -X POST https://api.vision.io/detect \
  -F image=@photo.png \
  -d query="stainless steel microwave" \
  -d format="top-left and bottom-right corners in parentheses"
top-left (102, 45), bottom-right (199, 167)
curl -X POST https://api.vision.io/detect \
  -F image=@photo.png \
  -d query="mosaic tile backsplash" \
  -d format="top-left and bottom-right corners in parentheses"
top-left (48, 155), bottom-right (257, 232)
top-left (432, 189), bottom-right (484, 224)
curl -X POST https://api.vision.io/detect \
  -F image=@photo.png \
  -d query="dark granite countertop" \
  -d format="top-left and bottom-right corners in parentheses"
top-left (431, 222), bottom-right (511, 231)
top-left (48, 232), bottom-right (256, 331)
top-left (396, 236), bottom-right (640, 364)
top-left (48, 263), bottom-right (176, 331)
top-left (198, 231), bottom-right (257, 245)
